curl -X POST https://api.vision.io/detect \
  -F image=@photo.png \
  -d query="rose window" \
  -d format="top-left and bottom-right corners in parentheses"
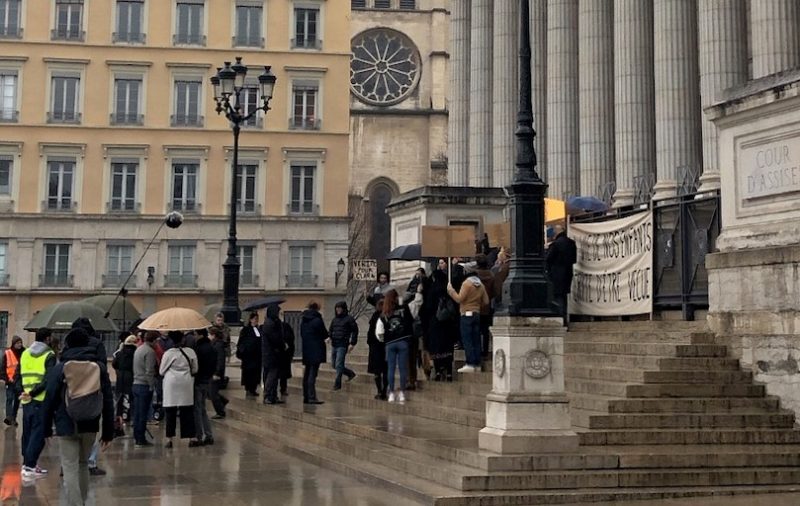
top-left (350, 29), bottom-right (421, 106)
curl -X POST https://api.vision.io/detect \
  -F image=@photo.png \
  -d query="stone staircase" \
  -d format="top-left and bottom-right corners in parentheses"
top-left (216, 321), bottom-right (800, 505)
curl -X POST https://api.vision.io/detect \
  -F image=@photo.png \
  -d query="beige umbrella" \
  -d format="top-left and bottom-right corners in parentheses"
top-left (138, 307), bottom-right (210, 332)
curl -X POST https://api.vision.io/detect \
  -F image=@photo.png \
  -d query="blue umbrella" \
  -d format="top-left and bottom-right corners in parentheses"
top-left (566, 196), bottom-right (609, 215)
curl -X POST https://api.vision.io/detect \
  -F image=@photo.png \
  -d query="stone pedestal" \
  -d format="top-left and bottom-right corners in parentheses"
top-left (479, 316), bottom-right (578, 454)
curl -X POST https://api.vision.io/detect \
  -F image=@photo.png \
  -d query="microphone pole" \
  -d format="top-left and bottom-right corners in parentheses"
top-left (105, 212), bottom-right (184, 329)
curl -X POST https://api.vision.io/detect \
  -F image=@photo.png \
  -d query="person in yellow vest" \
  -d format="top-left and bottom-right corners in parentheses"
top-left (1, 336), bottom-right (24, 426)
top-left (17, 328), bottom-right (55, 480)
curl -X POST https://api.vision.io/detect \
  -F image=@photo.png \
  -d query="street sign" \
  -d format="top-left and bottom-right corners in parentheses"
top-left (352, 259), bottom-right (377, 281)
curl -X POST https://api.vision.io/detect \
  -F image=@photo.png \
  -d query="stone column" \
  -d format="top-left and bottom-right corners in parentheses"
top-left (448, 0), bottom-right (470, 186)
top-left (493, 0), bottom-right (519, 188)
top-left (698, 0), bottom-right (748, 193)
top-left (613, 0), bottom-right (655, 207)
top-left (468, 0), bottom-right (493, 187)
top-left (578, 0), bottom-right (615, 199)
top-left (751, 0), bottom-right (800, 79)
top-left (652, 0), bottom-right (702, 201)
top-left (531, 0), bottom-right (548, 182)
top-left (546, 0), bottom-right (580, 199)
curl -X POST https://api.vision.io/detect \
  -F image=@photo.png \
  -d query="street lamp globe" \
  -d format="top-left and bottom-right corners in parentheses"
top-left (218, 61), bottom-right (236, 96)
top-left (258, 66), bottom-right (277, 103)
top-left (210, 72), bottom-right (221, 102)
top-left (231, 56), bottom-right (248, 89)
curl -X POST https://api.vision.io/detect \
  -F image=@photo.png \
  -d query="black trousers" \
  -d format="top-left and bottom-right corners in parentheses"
top-left (165, 406), bottom-right (195, 439)
top-left (373, 370), bottom-right (388, 397)
top-left (263, 366), bottom-right (281, 402)
top-left (480, 315), bottom-right (493, 356)
top-left (209, 379), bottom-right (228, 415)
top-left (303, 363), bottom-right (320, 402)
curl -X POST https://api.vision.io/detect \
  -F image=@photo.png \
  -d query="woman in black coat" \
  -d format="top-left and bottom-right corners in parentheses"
top-left (300, 301), bottom-right (327, 405)
top-left (261, 305), bottom-right (287, 404)
top-left (425, 265), bottom-right (457, 381)
top-left (236, 312), bottom-right (262, 397)
top-left (366, 300), bottom-right (388, 400)
top-left (111, 336), bottom-right (137, 418)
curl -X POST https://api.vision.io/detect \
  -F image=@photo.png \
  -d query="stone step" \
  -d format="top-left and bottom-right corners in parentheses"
top-left (565, 341), bottom-right (679, 357)
top-left (608, 397), bottom-right (783, 414)
top-left (565, 353), bottom-right (663, 370)
top-left (565, 365), bottom-right (647, 383)
top-left (689, 332), bottom-right (717, 345)
top-left (657, 357), bottom-right (742, 371)
top-left (568, 393), bottom-right (622, 413)
top-left (626, 383), bottom-right (767, 398)
top-left (580, 428), bottom-right (800, 445)
top-left (566, 378), bottom-right (631, 397)
top-left (643, 370), bottom-right (754, 384)
top-left (565, 331), bottom-right (696, 344)
top-left (676, 344), bottom-right (729, 358)
top-left (588, 412), bottom-right (796, 430)
top-left (608, 445), bottom-right (800, 469)
top-left (568, 321), bottom-right (708, 332)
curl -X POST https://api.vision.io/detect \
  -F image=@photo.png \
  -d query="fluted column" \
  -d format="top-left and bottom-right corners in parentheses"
top-left (468, 0), bottom-right (493, 187)
top-left (698, 0), bottom-right (748, 193)
top-left (531, 0), bottom-right (548, 183)
top-left (448, 0), bottom-right (470, 186)
top-left (751, 0), bottom-right (800, 79)
top-left (493, 0), bottom-right (519, 188)
top-left (546, 0), bottom-right (579, 199)
top-left (653, 0), bottom-right (702, 200)
top-left (578, 0), bottom-right (615, 199)
top-left (613, 0), bottom-right (655, 207)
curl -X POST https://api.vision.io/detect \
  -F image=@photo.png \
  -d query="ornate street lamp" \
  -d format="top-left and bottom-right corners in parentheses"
top-left (498, 0), bottom-right (556, 317)
top-left (212, 57), bottom-right (277, 325)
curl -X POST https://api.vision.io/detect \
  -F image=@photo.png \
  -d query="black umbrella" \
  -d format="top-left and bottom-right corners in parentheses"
top-left (242, 296), bottom-right (287, 311)
top-left (386, 244), bottom-right (424, 261)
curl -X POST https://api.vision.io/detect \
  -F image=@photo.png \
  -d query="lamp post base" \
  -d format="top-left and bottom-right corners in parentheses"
top-left (221, 258), bottom-right (242, 326)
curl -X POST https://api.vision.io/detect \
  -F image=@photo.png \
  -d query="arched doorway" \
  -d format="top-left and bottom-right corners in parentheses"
top-left (367, 182), bottom-right (396, 273)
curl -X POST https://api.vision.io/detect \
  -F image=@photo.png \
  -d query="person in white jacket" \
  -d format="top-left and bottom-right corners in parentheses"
top-left (159, 332), bottom-right (198, 448)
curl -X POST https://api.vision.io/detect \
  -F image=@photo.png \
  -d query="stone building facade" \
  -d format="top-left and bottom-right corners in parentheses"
top-left (0, 0), bottom-right (352, 339)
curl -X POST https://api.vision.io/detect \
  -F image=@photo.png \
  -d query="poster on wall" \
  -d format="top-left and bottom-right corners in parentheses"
top-left (568, 211), bottom-right (654, 316)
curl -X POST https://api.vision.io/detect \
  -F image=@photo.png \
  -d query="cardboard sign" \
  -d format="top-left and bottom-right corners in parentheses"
top-left (421, 226), bottom-right (476, 258)
top-left (485, 222), bottom-right (511, 249)
top-left (351, 259), bottom-right (377, 281)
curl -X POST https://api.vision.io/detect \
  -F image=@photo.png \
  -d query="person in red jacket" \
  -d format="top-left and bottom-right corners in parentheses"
top-left (1, 336), bottom-right (24, 426)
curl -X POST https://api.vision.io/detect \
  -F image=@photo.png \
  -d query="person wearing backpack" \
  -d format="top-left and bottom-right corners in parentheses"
top-left (42, 328), bottom-right (114, 506)
top-left (375, 288), bottom-right (421, 404)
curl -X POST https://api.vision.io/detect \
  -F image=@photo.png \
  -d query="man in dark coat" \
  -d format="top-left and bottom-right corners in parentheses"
top-left (111, 336), bottom-right (137, 421)
top-left (236, 312), bottom-right (262, 397)
top-left (300, 301), bottom-right (327, 405)
top-left (209, 328), bottom-right (228, 419)
top-left (545, 225), bottom-right (578, 322)
top-left (191, 332), bottom-right (217, 446)
top-left (279, 320), bottom-right (295, 398)
top-left (261, 305), bottom-right (287, 405)
top-left (328, 301), bottom-right (358, 390)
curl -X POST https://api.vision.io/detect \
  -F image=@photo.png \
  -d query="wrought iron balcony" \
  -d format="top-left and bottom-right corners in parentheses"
top-left (170, 114), bottom-right (204, 127)
top-left (173, 33), bottom-right (206, 46)
top-left (289, 117), bottom-right (322, 131)
top-left (291, 37), bottom-right (321, 50)
top-left (112, 32), bottom-right (146, 44)
top-left (0, 110), bottom-right (19, 123)
top-left (286, 203), bottom-right (319, 216)
top-left (51, 28), bottom-right (85, 42)
top-left (47, 111), bottom-right (82, 124)
top-left (110, 113), bottom-right (144, 126)
top-left (168, 201), bottom-right (201, 214)
top-left (42, 199), bottom-right (77, 212)
top-left (237, 202), bottom-right (261, 215)
top-left (103, 273), bottom-right (135, 288)
top-left (240, 272), bottom-right (259, 287)
top-left (106, 201), bottom-right (141, 213)
top-left (0, 273), bottom-right (8, 287)
top-left (0, 27), bottom-right (22, 39)
top-left (285, 274), bottom-right (318, 288)
top-left (164, 274), bottom-right (198, 288)
top-left (39, 274), bottom-right (74, 287)
top-left (232, 35), bottom-right (264, 48)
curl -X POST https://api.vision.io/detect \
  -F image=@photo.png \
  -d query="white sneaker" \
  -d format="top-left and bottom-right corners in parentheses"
top-left (398, 391), bottom-right (406, 404)
top-left (21, 466), bottom-right (40, 479)
top-left (388, 392), bottom-right (396, 403)
top-left (33, 466), bottom-right (48, 476)
top-left (457, 364), bottom-right (477, 374)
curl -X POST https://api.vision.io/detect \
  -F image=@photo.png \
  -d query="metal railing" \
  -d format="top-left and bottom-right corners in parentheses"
top-left (110, 113), bottom-right (144, 125)
top-left (164, 274), bottom-right (198, 288)
top-left (51, 28), bottom-right (85, 41)
top-left (173, 33), bottom-right (206, 46)
top-left (232, 35), bottom-right (264, 48)
top-left (103, 273), bottom-right (135, 288)
top-left (106, 201), bottom-right (141, 213)
top-left (291, 37), bottom-right (321, 50)
top-left (240, 273), bottom-right (259, 287)
top-left (241, 116), bottom-right (263, 129)
top-left (43, 200), bottom-right (77, 212)
top-left (285, 274), bottom-right (318, 288)
top-left (112, 32), bottom-right (146, 44)
top-left (0, 110), bottom-right (19, 123)
top-left (237, 202), bottom-right (261, 215)
top-left (0, 27), bottom-right (22, 39)
top-left (0, 273), bottom-right (8, 287)
top-left (170, 114), bottom-right (204, 127)
top-left (289, 117), bottom-right (322, 130)
top-left (39, 274), bottom-right (74, 287)
top-left (168, 201), bottom-right (201, 214)
top-left (47, 111), bottom-right (82, 124)
top-left (286, 203), bottom-right (319, 216)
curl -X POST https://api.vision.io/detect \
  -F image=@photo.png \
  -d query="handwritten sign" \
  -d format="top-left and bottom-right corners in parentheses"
top-left (351, 259), bottom-right (377, 281)
top-left (568, 211), bottom-right (653, 316)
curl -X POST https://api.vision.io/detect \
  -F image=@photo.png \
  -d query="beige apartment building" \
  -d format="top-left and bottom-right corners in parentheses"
top-left (0, 0), bottom-right (352, 339)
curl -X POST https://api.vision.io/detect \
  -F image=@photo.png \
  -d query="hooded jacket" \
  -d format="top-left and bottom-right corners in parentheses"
top-left (14, 341), bottom-right (56, 399)
top-left (42, 345), bottom-right (115, 442)
top-left (300, 309), bottom-right (328, 365)
top-left (1, 336), bottom-right (24, 383)
top-left (328, 301), bottom-right (359, 348)
top-left (447, 275), bottom-right (490, 315)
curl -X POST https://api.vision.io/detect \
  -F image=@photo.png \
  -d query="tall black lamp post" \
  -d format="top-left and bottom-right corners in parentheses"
top-left (211, 57), bottom-right (277, 325)
top-left (499, 0), bottom-right (556, 317)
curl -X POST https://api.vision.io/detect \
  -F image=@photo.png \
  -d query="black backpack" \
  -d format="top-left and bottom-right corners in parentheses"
top-left (383, 310), bottom-right (410, 342)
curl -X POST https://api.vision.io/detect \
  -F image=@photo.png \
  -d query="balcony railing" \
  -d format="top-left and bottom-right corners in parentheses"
top-left (168, 201), bottom-right (201, 214)
top-left (0, 27), bottom-right (22, 39)
top-left (232, 35), bottom-right (264, 48)
top-left (170, 114), bottom-right (204, 127)
top-left (0, 273), bottom-right (8, 287)
top-left (47, 111), bottom-right (82, 124)
top-left (164, 274), bottom-right (198, 288)
top-left (173, 33), bottom-right (206, 46)
top-left (51, 28), bottom-right (85, 42)
top-left (289, 117), bottom-right (322, 131)
top-left (43, 199), bottom-right (77, 212)
top-left (291, 37), bottom-right (321, 50)
top-left (110, 113), bottom-right (144, 126)
top-left (241, 116), bottom-right (263, 129)
top-left (286, 203), bottom-right (320, 216)
top-left (103, 273), bottom-right (135, 288)
top-left (240, 272), bottom-right (259, 287)
top-left (39, 274), bottom-right (74, 287)
top-left (107, 201), bottom-right (141, 214)
top-left (285, 274), bottom-right (318, 288)
top-left (237, 202), bottom-right (261, 215)
top-left (112, 32), bottom-right (146, 44)
top-left (0, 110), bottom-right (19, 123)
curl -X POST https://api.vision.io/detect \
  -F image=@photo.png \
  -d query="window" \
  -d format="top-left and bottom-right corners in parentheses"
top-left (237, 163), bottom-right (257, 213)
top-left (105, 245), bottom-right (133, 287)
top-left (172, 79), bottom-right (202, 126)
top-left (115, 0), bottom-right (145, 43)
top-left (46, 159), bottom-right (74, 211)
top-left (351, 0), bottom-right (365, 8)
top-left (53, 0), bottom-right (84, 41)
top-left (234, 2), bottom-right (263, 47)
top-left (351, 28), bottom-right (421, 106)
top-left (399, 0), bottom-right (416, 9)
top-left (49, 75), bottom-right (81, 123)
top-left (112, 78), bottom-right (142, 124)
top-left (288, 245), bottom-right (316, 287)
top-left (171, 162), bottom-right (198, 212)
top-left (174, 1), bottom-right (204, 45)
top-left (42, 243), bottom-right (71, 287)
top-left (0, 0), bottom-right (21, 38)
top-left (167, 244), bottom-right (196, 287)
top-left (290, 81), bottom-right (319, 130)
top-left (0, 71), bottom-right (16, 121)
top-left (289, 163), bottom-right (316, 214)
top-left (109, 161), bottom-right (138, 212)
top-left (238, 245), bottom-right (256, 286)
top-left (0, 242), bottom-right (7, 286)
top-left (374, 0), bottom-right (390, 8)
top-left (240, 84), bottom-right (261, 128)
top-left (293, 7), bottom-right (319, 49)
top-left (0, 156), bottom-right (10, 195)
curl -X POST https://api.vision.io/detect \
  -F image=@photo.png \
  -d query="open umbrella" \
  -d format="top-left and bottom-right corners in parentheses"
top-left (138, 307), bottom-right (210, 332)
top-left (386, 244), bottom-right (424, 261)
top-left (82, 295), bottom-right (142, 324)
top-left (242, 296), bottom-right (287, 311)
top-left (566, 196), bottom-right (610, 215)
top-left (24, 301), bottom-right (119, 332)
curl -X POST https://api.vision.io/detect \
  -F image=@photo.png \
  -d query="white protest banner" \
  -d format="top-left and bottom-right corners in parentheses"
top-left (352, 259), bottom-right (377, 281)
top-left (568, 211), bottom-right (653, 316)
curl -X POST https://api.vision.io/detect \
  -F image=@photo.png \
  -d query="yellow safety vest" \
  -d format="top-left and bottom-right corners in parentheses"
top-left (20, 349), bottom-right (53, 404)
